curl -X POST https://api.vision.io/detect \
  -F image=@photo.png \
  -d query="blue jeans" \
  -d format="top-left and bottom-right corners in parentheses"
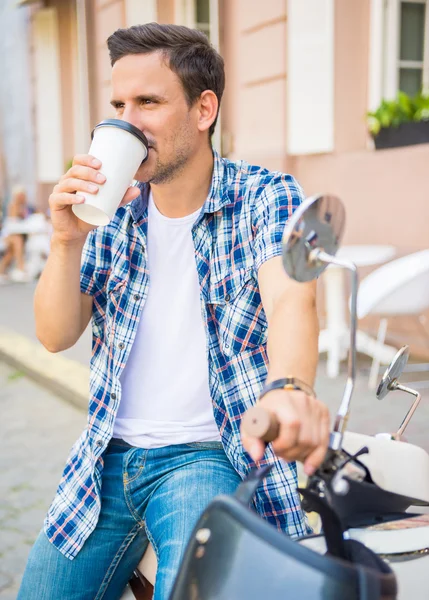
top-left (18, 439), bottom-right (241, 600)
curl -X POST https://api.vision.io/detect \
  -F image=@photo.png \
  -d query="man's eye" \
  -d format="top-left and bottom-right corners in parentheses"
top-left (141, 99), bottom-right (153, 105)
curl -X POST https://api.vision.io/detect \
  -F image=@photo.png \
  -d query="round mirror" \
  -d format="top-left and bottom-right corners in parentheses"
top-left (282, 194), bottom-right (346, 282)
top-left (376, 345), bottom-right (410, 400)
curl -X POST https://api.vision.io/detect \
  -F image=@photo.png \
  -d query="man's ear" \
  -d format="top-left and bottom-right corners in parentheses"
top-left (196, 90), bottom-right (218, 133)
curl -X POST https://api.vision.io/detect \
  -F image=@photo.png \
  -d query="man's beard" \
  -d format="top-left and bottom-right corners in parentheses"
top-left (147, 148), bottom-right (189, 185)
top-left (141, 115), bottom-right (194, 185)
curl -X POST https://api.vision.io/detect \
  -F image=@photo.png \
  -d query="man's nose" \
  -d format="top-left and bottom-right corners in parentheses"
top-left (121, 106), bottom-right (143, 130)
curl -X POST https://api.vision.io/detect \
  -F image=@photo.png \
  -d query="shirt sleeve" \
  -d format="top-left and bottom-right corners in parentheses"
top-left (80, 229), bottom-right (102, 295)
top-left (251, 173), bottom-right (305, 272)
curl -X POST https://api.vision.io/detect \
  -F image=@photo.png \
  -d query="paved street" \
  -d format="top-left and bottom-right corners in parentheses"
top-left (0, 281), bottom-right (91, 367)
top-left (0, 361), bottom-right (86, 599)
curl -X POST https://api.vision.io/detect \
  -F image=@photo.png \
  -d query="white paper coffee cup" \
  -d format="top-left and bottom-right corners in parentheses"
top-left (72, 119), bottom-right (148, 226)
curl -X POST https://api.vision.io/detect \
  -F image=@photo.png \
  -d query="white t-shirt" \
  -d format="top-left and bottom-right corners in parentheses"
top-left (113, 193), bottom-right (220, 447)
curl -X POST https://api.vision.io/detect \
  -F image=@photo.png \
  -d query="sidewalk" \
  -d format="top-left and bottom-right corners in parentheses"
top-left (1, 280), bottom-right (429, 451)
top-left (0, 281), bottom-right (91, 366)
top-left (0, 281), bottom-right (90, 410)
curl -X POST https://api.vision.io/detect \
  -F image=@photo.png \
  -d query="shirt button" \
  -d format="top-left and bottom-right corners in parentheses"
top-left (225, 343), bottom-right (230, 349)
top-left (225, 293), bottom-right (231, 302)
top-left (134, 294), bottom-right (140, 301)
top-left (118, 342), bottom-right (124, 349)
top-left (111, 393), bottom-right (117, 400)
top-left (96, 439), bottom-right (103, 447)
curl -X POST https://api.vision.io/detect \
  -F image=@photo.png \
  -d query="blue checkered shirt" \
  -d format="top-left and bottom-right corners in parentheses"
top-left (45, 151), bottom-right (309, 559)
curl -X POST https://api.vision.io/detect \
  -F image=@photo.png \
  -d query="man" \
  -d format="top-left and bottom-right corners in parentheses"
top-left (18, 23), bottom-right (329, 600)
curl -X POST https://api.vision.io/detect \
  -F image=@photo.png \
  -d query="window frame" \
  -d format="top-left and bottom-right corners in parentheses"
top-left (369, 0), bottom-right (429, 111)
top-left (175, 0), bottom-right (222, 152)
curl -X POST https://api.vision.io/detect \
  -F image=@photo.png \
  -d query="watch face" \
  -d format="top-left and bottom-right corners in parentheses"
top-left (286, 378), bottom-right (314, 396)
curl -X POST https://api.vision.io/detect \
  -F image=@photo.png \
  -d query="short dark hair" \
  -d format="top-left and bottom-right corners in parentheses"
top-left (107, 23), bottom-right (225, 138)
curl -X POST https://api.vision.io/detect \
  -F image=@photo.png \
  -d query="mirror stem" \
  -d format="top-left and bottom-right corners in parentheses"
top-left (309, 250), bottom-right (358, 450)
top-left (394, 384), bottom-right (421, 438)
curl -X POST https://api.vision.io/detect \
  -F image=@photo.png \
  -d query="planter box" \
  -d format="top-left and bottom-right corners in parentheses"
top-left (373, 120), bottom-right (429, 150)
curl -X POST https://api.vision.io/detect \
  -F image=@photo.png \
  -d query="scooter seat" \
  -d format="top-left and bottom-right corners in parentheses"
top-left (343, 432), bottom-right (429, 504)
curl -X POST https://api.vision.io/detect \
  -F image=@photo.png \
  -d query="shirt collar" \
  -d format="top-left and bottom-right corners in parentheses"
top-left (129, 149), bottom-right (233, 223)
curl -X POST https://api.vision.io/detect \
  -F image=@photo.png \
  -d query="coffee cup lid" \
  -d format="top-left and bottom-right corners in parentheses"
top-left (92, 119), bottom-right (148, 148)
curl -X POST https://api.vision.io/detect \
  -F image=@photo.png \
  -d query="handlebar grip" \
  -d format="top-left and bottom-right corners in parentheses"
top-left (241, 406), bottom-right (280, 443)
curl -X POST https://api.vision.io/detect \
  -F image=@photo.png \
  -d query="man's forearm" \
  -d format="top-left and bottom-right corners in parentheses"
top-left (34, 234), bottom-right (88, 352)
top-left (265, 292), bottom-right (319, 387)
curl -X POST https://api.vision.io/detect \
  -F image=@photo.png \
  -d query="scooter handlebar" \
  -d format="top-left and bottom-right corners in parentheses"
top-left (241, 406), bottom-right (280, 443)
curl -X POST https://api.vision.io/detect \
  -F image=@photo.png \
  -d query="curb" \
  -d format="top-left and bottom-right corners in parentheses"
top-left (0, 326), bottom-right (88, 411)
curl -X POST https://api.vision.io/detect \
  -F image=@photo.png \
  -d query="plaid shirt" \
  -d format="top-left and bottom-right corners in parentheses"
top-left (45, 151), bottom-right (309, 559)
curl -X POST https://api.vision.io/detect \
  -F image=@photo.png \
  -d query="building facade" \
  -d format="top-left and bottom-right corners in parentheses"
top-left (3, 0), bottom-right (429, 352)
top-left (11, 0), bottom-right (428, 249)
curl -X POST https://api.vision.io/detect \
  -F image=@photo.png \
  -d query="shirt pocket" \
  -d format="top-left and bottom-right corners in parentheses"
top-left (207, 267), bottom-right (268, 357)
top-left (104, 274), bottom-right (127, 335)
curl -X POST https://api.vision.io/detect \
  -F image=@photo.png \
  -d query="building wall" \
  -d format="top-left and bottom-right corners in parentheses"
top-left (88, 0), bottom-right (126, 126)
top-left (222, 0), bottom-right (288, 172)
top-left (86, 0), bottom-right (160, 126)
top-left (222, 0), bottom-right (429, 252)
top-left (333, 0), bottom-right (371, 153)
top-left (32, 0), bottom-right (77, 208)
top-left (50, 0), bottom-right (78, 170)
top-left (0, 0), bottom-right (37, 207)
top-left (291, 143), bottom-right (429, 250)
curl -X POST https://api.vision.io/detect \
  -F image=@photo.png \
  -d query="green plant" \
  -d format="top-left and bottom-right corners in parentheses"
top-left (367, 89), bottom-right (429, 136)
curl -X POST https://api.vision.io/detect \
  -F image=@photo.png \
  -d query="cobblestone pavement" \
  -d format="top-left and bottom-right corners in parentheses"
top-left (0, 362), bottom-right (86, 599)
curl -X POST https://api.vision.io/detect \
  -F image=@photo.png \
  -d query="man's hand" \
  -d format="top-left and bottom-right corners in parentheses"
top-left (49, 154), bottom-right (141, 244)
top-left (241, 390), bottom-right (330, 476)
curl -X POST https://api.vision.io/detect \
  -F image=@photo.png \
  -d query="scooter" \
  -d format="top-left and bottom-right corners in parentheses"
top-left (124, 194), bottom-right (429, 599)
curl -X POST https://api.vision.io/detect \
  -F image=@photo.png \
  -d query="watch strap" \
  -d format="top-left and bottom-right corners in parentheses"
top-left (259, 377), bottom-right (315, 401)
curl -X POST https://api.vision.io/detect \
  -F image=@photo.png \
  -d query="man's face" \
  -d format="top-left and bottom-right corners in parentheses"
top-left (110, 52), bottom-right (200, 184)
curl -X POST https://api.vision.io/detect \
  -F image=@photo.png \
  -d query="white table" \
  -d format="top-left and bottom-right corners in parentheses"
top-left (318, 245), bottom-right (398, 378)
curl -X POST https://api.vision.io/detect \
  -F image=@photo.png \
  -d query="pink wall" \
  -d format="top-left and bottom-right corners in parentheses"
top-left (290, 144), bottom-right (429, 250)
top-left (222, 0), bottom-right (288, 172)
top-left (334, 0), bottom-right (371, 153)
top-left (90, 0), bottom-right (125, 125)
top-left (221, 0), bottom-right (429, 251)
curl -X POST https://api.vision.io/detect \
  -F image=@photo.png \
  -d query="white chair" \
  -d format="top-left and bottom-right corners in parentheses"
top-left (356, 249), bottom-right (429, 388)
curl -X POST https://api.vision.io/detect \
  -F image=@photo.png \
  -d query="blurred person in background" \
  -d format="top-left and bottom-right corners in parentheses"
top-left (0, 184), bottom-right (31, 283)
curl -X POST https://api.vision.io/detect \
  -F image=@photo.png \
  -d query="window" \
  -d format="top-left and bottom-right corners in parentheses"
top-left (195, 0), bottom-right (210, 38)
top-left (176, 0), bottom-right (220, 49)
top-left (175, 0), bottom-right (221, 149)
top-left (398, 0), bottom-right (427, 95)
top-left (369, 0), bottom-right (429, 109)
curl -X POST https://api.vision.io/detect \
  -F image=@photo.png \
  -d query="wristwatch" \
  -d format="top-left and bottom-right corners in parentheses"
top-left (259, 377), bottom-right (315, 401)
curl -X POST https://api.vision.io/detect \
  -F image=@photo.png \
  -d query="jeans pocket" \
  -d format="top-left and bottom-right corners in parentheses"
top-left (123, 447), bottom-right (147, 484)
